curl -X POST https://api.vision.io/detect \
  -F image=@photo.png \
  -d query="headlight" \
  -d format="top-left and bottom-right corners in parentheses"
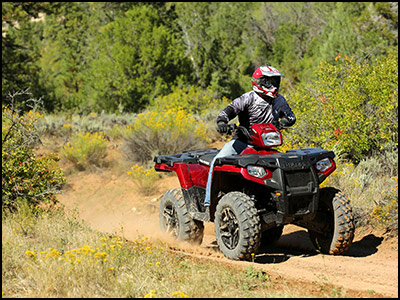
top-left (247, 165), bottom-right (267, 178)
top-left (261, 131), bottom-right (282, 147)
top-left (315, 158), bottom-right (332, 172)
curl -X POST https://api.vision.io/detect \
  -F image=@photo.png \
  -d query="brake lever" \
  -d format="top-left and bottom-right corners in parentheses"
top-left (279, 126), bottom-right (294, 130)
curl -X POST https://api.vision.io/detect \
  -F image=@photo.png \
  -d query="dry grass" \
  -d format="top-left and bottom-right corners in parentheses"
top-left (2, 203), bottom-right (357, 298)
top-left (320, 154), bottom-right (398, 231)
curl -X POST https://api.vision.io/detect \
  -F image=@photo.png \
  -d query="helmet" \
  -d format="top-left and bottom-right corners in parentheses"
top-left (251, 65), bottom-right (284, 98)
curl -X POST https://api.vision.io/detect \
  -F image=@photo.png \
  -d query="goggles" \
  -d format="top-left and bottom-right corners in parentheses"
top-left (259, 76), bottom-right (280, 89)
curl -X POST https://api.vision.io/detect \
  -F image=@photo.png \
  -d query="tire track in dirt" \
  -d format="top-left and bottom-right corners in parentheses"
top-left (58, 171), bottom-right (398, 298)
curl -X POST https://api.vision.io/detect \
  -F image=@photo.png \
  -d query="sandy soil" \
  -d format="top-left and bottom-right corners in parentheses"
top-left (57, 167), bottom-right (398, 298)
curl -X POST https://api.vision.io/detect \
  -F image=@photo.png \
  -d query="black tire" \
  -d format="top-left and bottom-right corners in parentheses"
top-left (214, 191), bottom-right (261, 260)
top-left (308, 187), bottom-right (355, 255)
top-left (260, 225), bottom-right (283, 245)
top-left (159, 188), bottom-right (204, 245)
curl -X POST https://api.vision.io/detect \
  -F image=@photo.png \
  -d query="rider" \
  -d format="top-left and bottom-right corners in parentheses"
top-left (203, 65), bottom-right (296, 217)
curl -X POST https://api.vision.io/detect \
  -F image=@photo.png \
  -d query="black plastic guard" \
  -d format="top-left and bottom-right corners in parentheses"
top-left (215, 148), bottom-right (335, 170)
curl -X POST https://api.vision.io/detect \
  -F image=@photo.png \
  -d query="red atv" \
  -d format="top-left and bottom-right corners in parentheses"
top-left (154, 123), bottom-right (355, 261)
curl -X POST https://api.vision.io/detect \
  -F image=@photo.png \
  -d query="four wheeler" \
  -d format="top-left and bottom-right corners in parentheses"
top-left (154, 123), bottom-right (355, 260)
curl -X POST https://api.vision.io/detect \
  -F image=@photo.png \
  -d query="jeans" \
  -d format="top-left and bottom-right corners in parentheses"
top-left (204, 139), bottom-right (248, 207)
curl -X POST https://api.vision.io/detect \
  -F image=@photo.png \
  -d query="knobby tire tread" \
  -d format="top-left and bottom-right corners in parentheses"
top-left (160, 188), bottom-right (204, 245)
top-left (215, 191), bottom-right (261, 261)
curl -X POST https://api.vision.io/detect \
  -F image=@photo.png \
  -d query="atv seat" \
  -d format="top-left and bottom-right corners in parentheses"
top-left (198, 152), bottom-right (219, 166)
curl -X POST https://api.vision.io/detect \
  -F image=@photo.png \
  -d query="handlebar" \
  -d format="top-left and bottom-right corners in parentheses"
top-left (223, 123), bottom-right (291, 136)
top-left (226, 124), bottom-right (238, 135)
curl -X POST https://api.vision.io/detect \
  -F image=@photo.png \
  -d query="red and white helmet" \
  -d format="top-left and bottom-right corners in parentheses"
top-left (251, 65), bottom-right (284, 98)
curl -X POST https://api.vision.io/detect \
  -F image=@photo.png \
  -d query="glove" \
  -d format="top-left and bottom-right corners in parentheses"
top-left (272, 117), bottom-right (290, 130)
top-left (279, 117), bottom-right (291, 128)
top-left (217, 122), bottom-right (230, 134)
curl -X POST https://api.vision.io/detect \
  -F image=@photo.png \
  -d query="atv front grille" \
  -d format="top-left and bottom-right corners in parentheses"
top-left (283, 168), bottom-right (316, 215)
top-left (283, 169), bottom-right (313, 188)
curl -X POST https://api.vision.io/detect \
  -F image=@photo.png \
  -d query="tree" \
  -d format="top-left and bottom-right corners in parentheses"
top-left (175, 2), bottom-right (256, 97)
top-left (2, 2), bottom-right (53, 109)
top-left (84, 4), bottom-right (191, 113)
top-left (2, 2), bottom-right (398, 114)
top-left (38, 2), bottom-right (92, 112)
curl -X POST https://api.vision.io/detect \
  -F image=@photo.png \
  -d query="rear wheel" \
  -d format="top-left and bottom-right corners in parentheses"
top-left (308, 188), bottom-right (355, 255)
top-left (159, 188), bottom-right (204, 245)
top-left (214, 192), bottom-right (261, 260)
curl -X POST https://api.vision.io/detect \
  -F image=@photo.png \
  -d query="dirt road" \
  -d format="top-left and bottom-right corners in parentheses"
top-left (58, 170), bottom-right (398, 298)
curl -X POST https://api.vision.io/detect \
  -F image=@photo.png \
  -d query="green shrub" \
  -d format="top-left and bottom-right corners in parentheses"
top-left (286, 50), bottom-right (398, 162)
top-left (61, 131), bottom-right (108, 170)
top-left (2, 102), bottom-right (66, 211)
top-left (122, 106), bottom-right (210, 164)
top-left (36, 112), bottom-right (137, 139)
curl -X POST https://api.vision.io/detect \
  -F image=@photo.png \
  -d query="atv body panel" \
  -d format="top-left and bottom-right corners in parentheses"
top-left (154, 147), bottom-right (335, 225)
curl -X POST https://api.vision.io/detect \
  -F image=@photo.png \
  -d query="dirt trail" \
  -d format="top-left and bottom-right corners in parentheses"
top-left (58, 170), bottom-right (398, 298)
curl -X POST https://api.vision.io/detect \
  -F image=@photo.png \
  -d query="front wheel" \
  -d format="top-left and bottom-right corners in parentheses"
top-left (214, 192), bottom-right (261, 260)
top-left (159, 188), bottom-right (204, 245)
top-left (308, 188), bottom-right (355, 255)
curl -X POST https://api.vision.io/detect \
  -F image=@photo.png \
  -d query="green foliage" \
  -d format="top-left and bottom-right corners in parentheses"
top-left (174, 2), bottom-right (254, 97)
top-left (2, 8), bottom-right (46, 108)
top-left (3, 2), bottom-right (398, 115)
top-left (85, 4), bottom-right (192, 113)
top-left (36, 112), bottom-right (136, 139)
top-left (149, 85), bottom-right (227, 116)
top-left (122, 106), bottom-right (209, 164)
top-left (61, 131), bottom-right (108, 170)
top-left (2, 98), bottom-right (66, 211)
top-left (286, 51), bottom-right (398, 162)
top-left (38, 2), bottom-right (92, 112)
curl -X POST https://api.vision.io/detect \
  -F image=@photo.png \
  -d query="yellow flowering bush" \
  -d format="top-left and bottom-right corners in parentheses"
top-left (133, 106), bottom-right (208, 141)
top-left (370, 176), bottom-right (398, 229)
top-left (62, 131), bottom-right (108, 170)
top-left (3, 103), bottom-right (66, 211)
top-left (127, 164), bottom-right (160, 196)
top-left (171, 291), bottom-right (189, 298)
top-left (123, 106), bottom-right (210, 163)
top-left (61, 123), bottom-right (73, 136)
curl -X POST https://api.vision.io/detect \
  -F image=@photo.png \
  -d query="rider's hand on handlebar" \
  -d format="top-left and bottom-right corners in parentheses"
top-left (273, 117), bottom-right (293, 130)
top-left (217, 122), bottom-right (230, 134)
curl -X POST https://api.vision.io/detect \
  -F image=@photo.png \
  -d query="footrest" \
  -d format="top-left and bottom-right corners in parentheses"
top-left (189, 211), bottom-right (210, 222)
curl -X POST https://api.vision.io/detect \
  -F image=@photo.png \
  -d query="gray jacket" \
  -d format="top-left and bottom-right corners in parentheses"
top-left (217, 91), bottom-right (296, 130)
